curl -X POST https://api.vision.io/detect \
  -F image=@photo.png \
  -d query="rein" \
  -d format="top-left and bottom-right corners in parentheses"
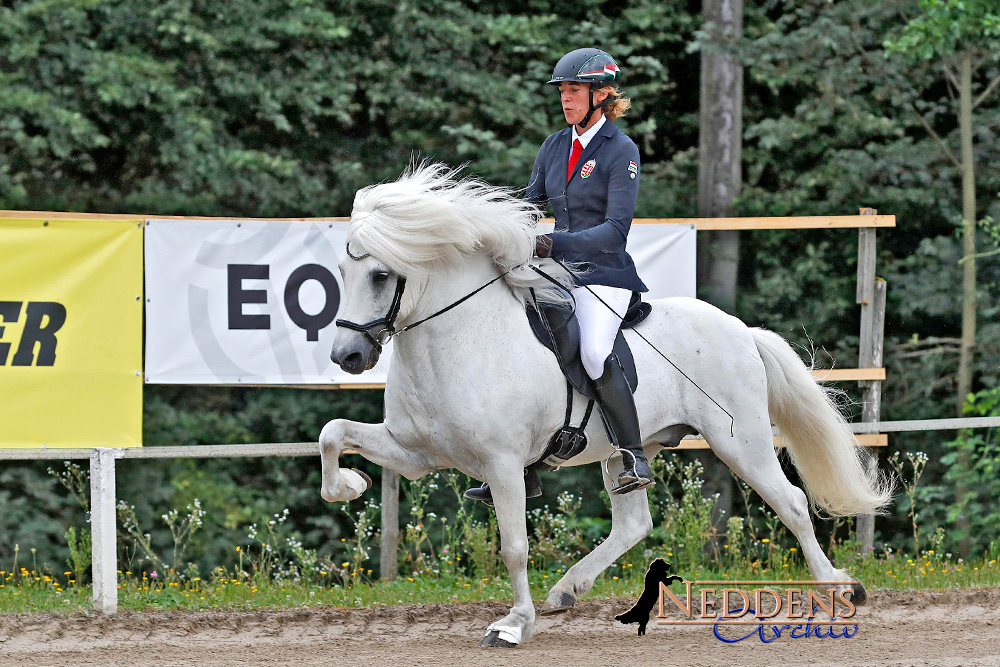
top-left (546, 257), bottom-right (736, 438)
top-left (335, 242), bottom-right (512, 351)
top-left (334, 243), bottom-right (734, 438)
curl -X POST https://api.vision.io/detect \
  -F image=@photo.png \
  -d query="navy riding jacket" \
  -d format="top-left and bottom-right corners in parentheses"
top-left (525, 120), bottom-right (648, 293)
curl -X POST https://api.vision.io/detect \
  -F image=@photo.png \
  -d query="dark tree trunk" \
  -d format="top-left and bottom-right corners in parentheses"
top-left (697, 0), bottom-right (743, 536)
top-left (697, 0), bottom-right (743, 315)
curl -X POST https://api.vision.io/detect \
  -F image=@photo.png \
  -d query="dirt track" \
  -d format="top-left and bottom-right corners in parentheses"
top-left (1, 588), bottom-right (998, 667)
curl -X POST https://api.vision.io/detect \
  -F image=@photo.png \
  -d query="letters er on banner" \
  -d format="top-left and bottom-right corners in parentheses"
top-left (0, 218), bottom-right (143, 449)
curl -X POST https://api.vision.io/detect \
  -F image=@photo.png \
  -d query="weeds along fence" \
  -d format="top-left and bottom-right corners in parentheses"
top-left (2, 418), bottom-right (999, 614)
top-left (3, 209), bottom-right (1000, 615)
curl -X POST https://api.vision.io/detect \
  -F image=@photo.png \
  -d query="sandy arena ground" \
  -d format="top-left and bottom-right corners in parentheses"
top-left (1, 588), bottom-right (998, 666)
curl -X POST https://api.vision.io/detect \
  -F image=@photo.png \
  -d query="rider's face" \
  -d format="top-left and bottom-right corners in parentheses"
top-left (559, 82), bottom-right (609, 127)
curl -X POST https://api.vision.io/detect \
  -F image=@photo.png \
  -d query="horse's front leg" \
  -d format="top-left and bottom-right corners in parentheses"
top-left (318, 419), bottom-right (430, 503)
top-left (541, 451), bottom-right (654, 614)
top-left (480, 466), bottom-right (535, 648)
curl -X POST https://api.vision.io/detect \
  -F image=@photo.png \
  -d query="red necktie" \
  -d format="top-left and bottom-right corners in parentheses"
top-left (567, 139), bottom-right (583, 182)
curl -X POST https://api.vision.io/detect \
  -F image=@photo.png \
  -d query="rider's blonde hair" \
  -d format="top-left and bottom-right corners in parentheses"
top-left (602, 87), bottom-right (631, 120)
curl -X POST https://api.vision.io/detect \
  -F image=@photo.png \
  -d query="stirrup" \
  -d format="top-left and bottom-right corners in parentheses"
top-left (611, 475), bottom-right (655, 495)
top-left (607, 449), bottom-right (654, 495)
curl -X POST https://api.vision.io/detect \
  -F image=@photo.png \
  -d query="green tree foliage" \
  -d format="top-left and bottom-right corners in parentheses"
top-left (937, 387), bottom-right (1000, 554)
top-left (0, 0), bottom-right (698, 215)
top-left (883, 0), bottom-right (1000, 413)
top-left (738, 0), bottom-right (999, 406)
top-left (884, 0), bottom-right (1000, 59)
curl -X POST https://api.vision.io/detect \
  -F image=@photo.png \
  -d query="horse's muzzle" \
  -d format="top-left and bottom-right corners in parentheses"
top-left (330, 340), bottom-right (380, 374)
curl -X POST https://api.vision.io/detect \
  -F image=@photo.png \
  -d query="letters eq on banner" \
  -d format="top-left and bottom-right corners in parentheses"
top-left (143, 219), bottom-right (696, 386)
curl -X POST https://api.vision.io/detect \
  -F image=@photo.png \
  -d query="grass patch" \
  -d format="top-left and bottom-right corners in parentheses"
top-left (2, 551), bottom-right (998, 614)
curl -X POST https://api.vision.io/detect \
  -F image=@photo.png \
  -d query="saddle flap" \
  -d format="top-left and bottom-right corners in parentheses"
top-left (525, 293), bottom-right (640, 400)
top-left (622, 291), bottom-right (652, 329)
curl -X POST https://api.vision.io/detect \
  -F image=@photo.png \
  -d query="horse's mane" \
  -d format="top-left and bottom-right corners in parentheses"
top-left (347, 161), bottom-right (573, 305)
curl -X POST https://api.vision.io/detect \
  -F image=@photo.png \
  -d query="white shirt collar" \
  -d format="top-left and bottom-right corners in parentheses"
top-left (571, 114), bottom-right (607, 151)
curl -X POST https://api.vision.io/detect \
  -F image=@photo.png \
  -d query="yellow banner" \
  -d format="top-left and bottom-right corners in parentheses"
top-left (0, 218), bottom-right (143, 448)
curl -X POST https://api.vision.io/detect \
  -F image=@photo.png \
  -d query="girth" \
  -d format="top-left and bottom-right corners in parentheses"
top-left (528, 380), bottom-right (595, 472)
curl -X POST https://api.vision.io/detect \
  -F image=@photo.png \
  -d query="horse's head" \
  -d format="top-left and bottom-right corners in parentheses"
top-left (330, 243), bottom-right (406, 374)
top-left (331, 161), bottom-right (560, 374)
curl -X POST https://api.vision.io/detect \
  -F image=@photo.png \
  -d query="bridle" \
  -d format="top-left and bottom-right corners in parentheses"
top-left (333, 242), bottom-right (407, 353)
top-left (334, 241), bottom-right (510, 353)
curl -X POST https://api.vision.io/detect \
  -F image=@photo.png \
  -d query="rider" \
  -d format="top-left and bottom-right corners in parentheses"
top-left (466, 48), bottom-right (655, 504)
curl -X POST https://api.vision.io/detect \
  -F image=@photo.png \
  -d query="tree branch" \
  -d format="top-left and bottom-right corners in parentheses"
top-left (943, 62), bottom-right (961, 91)
top-left (971, 53), bottom-right (992, 76)
top-left (893, 346), bottom-right (961, 359)
top-left (909, 105), bottom-right (961, 168)
top-left (959, 246), bottom-right (1000, 264)
top-left (973, 74), bottom-right (1000, 109)
top-left (890, 336), bottom-right (963, 348)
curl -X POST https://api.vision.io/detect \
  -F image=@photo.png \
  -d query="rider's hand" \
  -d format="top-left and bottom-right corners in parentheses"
top-left (534, 233), bottom-right (553, 258)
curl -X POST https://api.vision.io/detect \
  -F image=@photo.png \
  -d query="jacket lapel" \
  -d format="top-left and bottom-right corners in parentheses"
top-left (568, 121), bottom-right (617, 185)
top-left (555, 128), bottom-right (572, 186)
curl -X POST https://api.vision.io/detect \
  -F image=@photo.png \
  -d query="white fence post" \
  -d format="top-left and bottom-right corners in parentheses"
top-left (90, 447), bottom-right (119, 614)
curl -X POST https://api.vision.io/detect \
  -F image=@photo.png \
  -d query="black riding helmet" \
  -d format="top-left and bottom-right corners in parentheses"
top-left (546, 48), bottom-right (621, 129)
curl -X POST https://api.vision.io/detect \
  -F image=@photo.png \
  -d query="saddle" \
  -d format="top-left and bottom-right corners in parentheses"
top-left (524, 289), bottom-right (652, 472)
top-left (525, 289), bottom-right (650, 401)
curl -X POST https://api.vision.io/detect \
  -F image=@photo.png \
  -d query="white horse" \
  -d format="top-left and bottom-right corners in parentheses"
top-left (319, 163), bottom-right (894, 647)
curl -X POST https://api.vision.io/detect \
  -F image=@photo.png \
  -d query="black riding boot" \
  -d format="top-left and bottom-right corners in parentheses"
top-left (464, 469), bottom-right (543, 508)
top-left (594, 355), bottom-right (654, 494)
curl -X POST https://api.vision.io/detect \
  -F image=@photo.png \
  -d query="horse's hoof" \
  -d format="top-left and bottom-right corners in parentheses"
top-left (539, 591), bottom-right (576, 615)
top-left (351, 468), bottom-right (372, 490)
top-left (850, 581), bottom-right (867, 607)
top-left (480, 630), bottom-right (517, 648)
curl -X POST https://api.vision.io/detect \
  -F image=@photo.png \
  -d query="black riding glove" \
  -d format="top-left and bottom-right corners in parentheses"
top-left (535, 233), bottom-right (553, 258)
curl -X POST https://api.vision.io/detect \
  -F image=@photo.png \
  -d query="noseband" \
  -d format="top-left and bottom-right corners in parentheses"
top-left (334, 241), bottom-right (510, 352)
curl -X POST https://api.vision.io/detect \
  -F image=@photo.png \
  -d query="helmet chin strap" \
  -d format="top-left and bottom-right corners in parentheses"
top-left (576, 84), bottom-right (611, 132)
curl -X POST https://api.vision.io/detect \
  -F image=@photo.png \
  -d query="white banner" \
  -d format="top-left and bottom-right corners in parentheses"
top-left (143, 219), bottom-right (695, 385)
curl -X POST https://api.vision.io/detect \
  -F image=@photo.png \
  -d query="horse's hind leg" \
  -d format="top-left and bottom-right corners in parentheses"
top-left (702, 421), bottom-right (859, 598)
top-left (540, 451), bottom-right (654, 614)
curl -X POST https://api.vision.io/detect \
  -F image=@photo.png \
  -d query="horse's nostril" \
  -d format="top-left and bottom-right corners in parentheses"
top-left (343, 352), bottom-right (364, 372)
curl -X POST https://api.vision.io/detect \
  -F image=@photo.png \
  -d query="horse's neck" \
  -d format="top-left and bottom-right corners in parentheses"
top-left (391, 256), bottom-right (527, 386)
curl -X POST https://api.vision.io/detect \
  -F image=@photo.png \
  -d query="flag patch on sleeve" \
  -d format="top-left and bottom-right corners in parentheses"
top-left (627, 161), bottom-right (638, 174)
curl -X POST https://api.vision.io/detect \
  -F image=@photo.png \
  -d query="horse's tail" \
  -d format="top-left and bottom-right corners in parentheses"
top-left (751, 328), bottom-right (895, 518)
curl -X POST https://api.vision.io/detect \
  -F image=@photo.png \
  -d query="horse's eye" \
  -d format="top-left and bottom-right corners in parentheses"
top-left (372, 270), bottom-right (390, 283)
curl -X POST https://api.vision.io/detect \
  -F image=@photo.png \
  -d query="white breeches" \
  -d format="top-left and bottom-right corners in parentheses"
top-left (572, 284), bottom-right (632, 380)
